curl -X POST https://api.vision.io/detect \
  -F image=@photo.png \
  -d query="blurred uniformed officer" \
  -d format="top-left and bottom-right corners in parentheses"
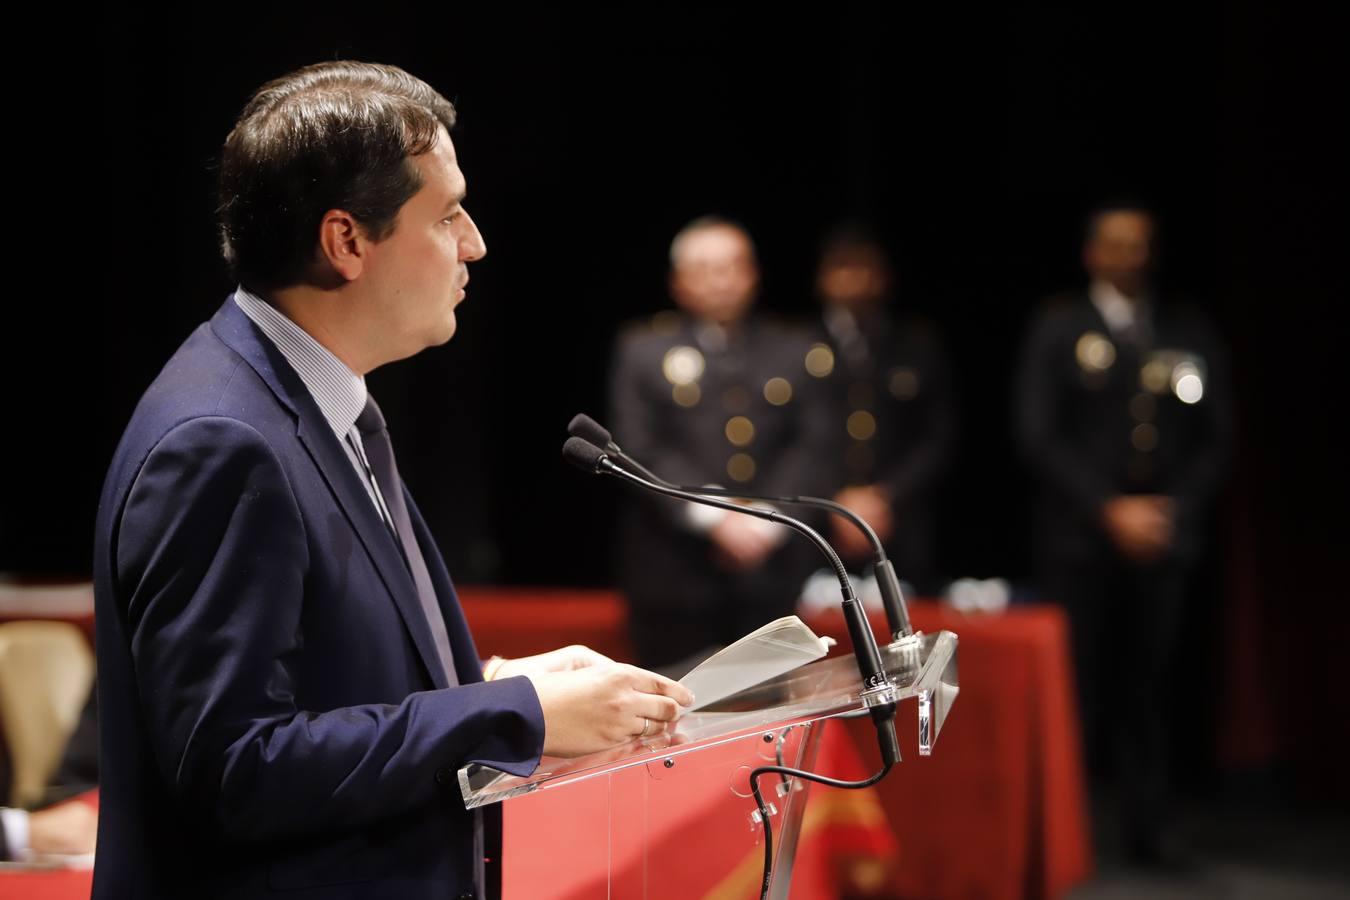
top-left (609, 217), bottom-right (833, 673)
top-left (1015, 204), bottom-right (1230, 864)
top-left (812, 227), bottom-right (956, 595)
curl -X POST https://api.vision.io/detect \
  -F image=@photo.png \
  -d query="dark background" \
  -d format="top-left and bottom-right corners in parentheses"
top-left (5, 5), bottom-right (1343, 801)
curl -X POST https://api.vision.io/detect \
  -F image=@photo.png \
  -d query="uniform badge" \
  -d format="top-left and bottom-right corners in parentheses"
top-left (1141, 349), bottom-right (1207, 403)
top-left (662, 345), bottom-right (705, 407)
top-left (724, 415), bottom-right (755, 447)
top-left (888, 367), bottom-right (919, 400)
top-left (804, 343), bottom-right (835, 378)
top-left (1075, 331), bottom-right (1116, 372)
top-left (847, 410), bottom-right (877, 441)
top-left (763, 377), bottom-right (793, 406)
top-left (662, 345), bottom-right (705, 386)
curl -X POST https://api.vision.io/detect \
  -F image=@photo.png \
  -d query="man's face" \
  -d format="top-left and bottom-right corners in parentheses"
top-left (669, 226), bottom-right (759, 325)
top-left (817, 245), bottom-right (890, 312)
top-left (358, 127), bottom-right (486, 365)
top-left (1083, 210), bottom-right (1153, 296)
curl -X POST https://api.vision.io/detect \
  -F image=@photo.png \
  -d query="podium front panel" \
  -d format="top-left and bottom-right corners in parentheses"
top-left (502, 720), bottom-right (822, 900)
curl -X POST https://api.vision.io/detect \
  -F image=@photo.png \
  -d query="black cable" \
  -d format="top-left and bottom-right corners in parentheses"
top-left (749, 759), bottom-right (895, 900)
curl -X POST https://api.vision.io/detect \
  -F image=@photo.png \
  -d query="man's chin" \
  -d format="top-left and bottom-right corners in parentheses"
top-left (386, 318), bottom-right (458, 366)
top-left (435, 312), bottom-right (458, 344)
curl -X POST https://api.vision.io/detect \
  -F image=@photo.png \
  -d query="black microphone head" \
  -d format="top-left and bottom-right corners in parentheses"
top-left (562, 436), bottom-right (608, 473)
top-left (567, 413), bottom-right (613, 448)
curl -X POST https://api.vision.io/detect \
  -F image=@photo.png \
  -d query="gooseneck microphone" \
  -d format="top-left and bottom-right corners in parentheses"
top-left (566, 413), bottom-right (915, 643)
top-left (561, 436), bottom-right (899, 751)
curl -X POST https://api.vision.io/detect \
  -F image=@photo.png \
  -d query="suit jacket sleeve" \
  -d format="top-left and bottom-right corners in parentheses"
top-left (114, 415), bottom-right (543, 844)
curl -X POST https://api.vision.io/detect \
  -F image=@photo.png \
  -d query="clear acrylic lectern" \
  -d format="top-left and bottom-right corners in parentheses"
top-left (461, 630), bottom-right (958, 899)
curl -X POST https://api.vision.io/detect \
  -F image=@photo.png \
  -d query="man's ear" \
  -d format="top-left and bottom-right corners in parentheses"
top-left (316, 209), bottom-right (368, 282)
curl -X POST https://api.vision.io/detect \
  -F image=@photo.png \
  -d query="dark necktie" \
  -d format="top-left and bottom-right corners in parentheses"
top-left (354, 397), bottom-right (459, 686)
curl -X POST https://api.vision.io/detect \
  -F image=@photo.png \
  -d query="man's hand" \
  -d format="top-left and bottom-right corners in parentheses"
top-left (489, 645), bottom-right (613, 681)
top-left (1101, 495), bottom-right (1175, 563)
top-left (832, 484), bottom-right (894, 559)
top-left (527, 663), bottom-right (695, 758)
top-left (709, 512), bottom-right (778, 570)
top-left (28, 801), bottom-right (98, 856)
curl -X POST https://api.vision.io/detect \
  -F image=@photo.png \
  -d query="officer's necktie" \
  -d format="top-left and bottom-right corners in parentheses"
top-left (355, 397), bottom-right (459, 686)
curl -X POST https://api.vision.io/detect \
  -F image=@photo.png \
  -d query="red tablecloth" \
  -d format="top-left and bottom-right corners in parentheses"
top-left (808, 604), bottom-right (1092, 900)
top-left (0, 869), bottom-right (90, 900)
top-left (460, 589), bottom-right (1092, 899)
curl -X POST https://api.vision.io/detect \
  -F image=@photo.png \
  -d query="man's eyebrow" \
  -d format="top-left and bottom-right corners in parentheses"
top-left (442, 189), bottom-right (467, 213)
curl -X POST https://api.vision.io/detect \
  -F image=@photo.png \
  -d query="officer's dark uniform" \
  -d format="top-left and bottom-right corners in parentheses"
top-left (608, 311), bottom-right (834, 671)
top-left (816, 308), bottom-right (956, 593)
top-left (1015, 291), bottom-right (1230, 852)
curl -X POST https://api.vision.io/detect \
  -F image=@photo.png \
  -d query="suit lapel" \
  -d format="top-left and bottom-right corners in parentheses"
top-left (1080, 290), bottom-right (1112, 336)
top-left (210, 296), bottom-right (450, 690)
top-left (1079, 291), bottom-right (1143, 383)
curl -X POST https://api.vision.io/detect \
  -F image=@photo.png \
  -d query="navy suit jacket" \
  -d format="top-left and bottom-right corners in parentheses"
top-left (92, 297), bottom-right (545, 899)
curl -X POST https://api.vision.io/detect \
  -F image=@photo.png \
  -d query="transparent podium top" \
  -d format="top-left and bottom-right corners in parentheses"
top-left (460, 628), bottom-right (958, 808)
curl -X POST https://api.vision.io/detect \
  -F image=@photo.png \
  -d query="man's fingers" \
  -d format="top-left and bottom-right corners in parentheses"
top-left (652, 675), bottom-right (695, 708)
top-left (625, 665), bottom-right (695, 707)
top-left (634, 694), bottom-right (683, 723)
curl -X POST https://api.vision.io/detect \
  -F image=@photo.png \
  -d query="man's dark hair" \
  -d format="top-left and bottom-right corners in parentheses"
top-left (818, 222), bottom-right (885, 261)
top-left (1083, 199), bottom-right (1157, 246)
top-left (218, 61), bottom-right (457, 292)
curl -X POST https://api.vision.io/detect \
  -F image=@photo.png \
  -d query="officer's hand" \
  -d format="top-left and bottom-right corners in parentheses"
top-left (710, 513), bottom-right (777, 570)
top-left (28, 801), bottom-right (98, 856)
top-left (526, 663), bottom-right (695, 758)
top-left (491, 645), bottom-right (613, 681)
top-left (1102, 495), bottom-right (1175, 562)
top-left (832, 484), bottom-right (894, 558)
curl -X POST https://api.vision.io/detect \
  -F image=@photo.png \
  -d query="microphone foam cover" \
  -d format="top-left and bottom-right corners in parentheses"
top-left (562, 436), bottom-right (607, 473)
top-left (567, 413), bottom-right (613, 447)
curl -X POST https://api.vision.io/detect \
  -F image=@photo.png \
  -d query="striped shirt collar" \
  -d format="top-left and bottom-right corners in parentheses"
top-left (233, 287), bottom-right (367, 440)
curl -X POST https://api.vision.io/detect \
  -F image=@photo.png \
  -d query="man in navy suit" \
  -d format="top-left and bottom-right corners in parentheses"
top-left (92, 61), bottom-right (691, 899)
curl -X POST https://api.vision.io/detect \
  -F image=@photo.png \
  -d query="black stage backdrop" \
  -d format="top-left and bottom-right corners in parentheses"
top-left (5, 5), bottom-right (1342, 799)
